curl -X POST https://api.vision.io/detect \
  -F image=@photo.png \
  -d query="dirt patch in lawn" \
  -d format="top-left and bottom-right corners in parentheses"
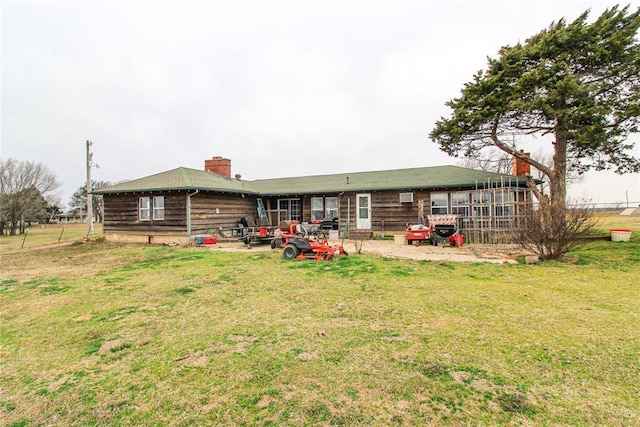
top-left (212, 238), bottom-right (524, 264)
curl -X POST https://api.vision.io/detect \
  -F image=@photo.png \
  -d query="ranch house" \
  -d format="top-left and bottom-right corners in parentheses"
top-left (93, 156), bottom-right (535, 244)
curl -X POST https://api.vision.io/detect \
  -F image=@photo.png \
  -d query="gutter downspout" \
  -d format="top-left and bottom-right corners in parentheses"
top-left (187, 190), bottom-right (200, 242)
top-left (342, 195), bottom-right (350, 245)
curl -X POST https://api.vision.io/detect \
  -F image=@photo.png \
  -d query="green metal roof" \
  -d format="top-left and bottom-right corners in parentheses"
top-left (253, 166), bottom-right (529, 195)
top-left (92, 167), bottom-right (260, 195)
top-left (93, 165), bottom-right (530, 196)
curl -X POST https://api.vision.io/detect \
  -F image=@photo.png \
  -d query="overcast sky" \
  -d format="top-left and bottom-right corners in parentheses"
top-left (2, 0), bottom-right (639, 209)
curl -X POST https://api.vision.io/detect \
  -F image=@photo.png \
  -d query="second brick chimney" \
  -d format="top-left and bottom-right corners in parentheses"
top-left (204, 156), bottom-right (231, 178)
top-left (512, 152), bottom-right (531, 177)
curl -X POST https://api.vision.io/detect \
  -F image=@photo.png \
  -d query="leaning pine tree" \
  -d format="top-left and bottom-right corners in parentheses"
top-left (429, 5), bottom-right (640, 259)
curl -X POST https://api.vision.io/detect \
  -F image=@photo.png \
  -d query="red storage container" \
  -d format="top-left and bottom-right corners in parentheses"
top-left (449, 235), bottom-right (464, 247)
top-left (203, 237), bottom-right (217, 245)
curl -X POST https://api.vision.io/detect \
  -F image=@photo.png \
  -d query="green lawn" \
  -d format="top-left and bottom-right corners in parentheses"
top-left (0, 223), bottom-right (103, 252)
top-left (1, 214), bottom-right (639, 425)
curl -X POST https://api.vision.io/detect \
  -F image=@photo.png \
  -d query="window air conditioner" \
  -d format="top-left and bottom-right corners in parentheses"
top-left (399, 192), bottom-right (414, 203)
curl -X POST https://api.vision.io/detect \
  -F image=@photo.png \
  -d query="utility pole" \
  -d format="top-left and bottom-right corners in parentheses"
top-left (86, 140), bottom-right (95, 234)
top-left (626, 190), bottom-right (629, 208)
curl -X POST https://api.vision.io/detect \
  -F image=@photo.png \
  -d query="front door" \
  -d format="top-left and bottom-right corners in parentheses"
top-left (356, 193), bottom-right (371, 229)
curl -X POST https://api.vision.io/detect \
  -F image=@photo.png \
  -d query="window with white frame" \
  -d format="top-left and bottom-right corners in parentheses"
top-left (430, 192), bottom-right (448, 215)
top-left (277, 198), bottom-right (301, 222)
top-left (139, 197), bottom-right (151, 221)
top-left (325, 197), bottom-right (338, 219)
top-left (153, 196), bottom-right (165, 220)
top-left (451, 192), bottom-right (470, 216)
top-left (139, 196), bottom-right (165, 221)
top-left (310, 196), bottom-right (339, 221)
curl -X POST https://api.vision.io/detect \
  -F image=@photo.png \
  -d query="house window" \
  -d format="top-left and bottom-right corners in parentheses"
top-left (311, 197), bottom-right (324, 221)
top-left (430, 192), bottom-right (448, 215)
top-left (470, 190), bottom-right (492, 229)
top-left (472, 190), bottom-right (492, 217)
top-left (325, 197), bottom-right (338, 219)
top-left (139, 197), bottom-right (151, 221)
top-left (153, 196), bottom-right (165, 220)
top-left (494, 191), bottom-right (514, 228)
top-left (494, 190), bottom-right (513, 216)
top-left (310, 197), bottom-right (338, 221)
top-left (139, 196), bottom-right (165, 221)
top-left (277, 198), bottom-right (301, 222)
top-left (451, 192), bottom-right (470, 216)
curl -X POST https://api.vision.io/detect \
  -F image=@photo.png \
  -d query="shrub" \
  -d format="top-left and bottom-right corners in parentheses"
top-left (515, 200), bottom-right (598, 260)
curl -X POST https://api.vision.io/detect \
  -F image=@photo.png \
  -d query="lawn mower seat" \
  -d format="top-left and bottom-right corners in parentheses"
top-left (288, 237), bottom-right (313, 250)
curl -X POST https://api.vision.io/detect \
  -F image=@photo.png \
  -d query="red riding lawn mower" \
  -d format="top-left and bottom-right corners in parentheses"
top-left (271, 222), bottom-right (348, 260)
top-left (280, 236), bottom-right (348, 260)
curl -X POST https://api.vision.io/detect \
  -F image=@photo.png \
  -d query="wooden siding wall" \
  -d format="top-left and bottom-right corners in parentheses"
top-left (105, 186), bottom-right (533, 239)
top-left (103, 193), bottom-right (188, 235)
top-left (261, 192), bottom-right (432, 233)
top-left (337, 191), bottom-right (431, 232)
top-left (190, 192), bottom-right (257, 235)
top-left (103, 192), bottom-right (258, 237)
top-left (302, 196), bottom-right (311, 222)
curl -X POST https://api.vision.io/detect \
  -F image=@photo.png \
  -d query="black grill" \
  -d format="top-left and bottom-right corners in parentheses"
top-left (434, 224), bottom-right (456, 238)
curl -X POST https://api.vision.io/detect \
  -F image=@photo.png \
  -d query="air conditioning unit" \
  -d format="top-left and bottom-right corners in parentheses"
top-left (399, 192), bottom-right (414, 203)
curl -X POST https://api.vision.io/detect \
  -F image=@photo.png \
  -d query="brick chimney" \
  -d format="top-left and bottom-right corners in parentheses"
top-left (204, 156), bottom-right (231, 178)
top-left (512, 152), bottom-right (531, 177)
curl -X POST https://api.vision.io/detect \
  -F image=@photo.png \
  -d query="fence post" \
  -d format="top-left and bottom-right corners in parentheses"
top-left (21, 228), bottom-right (29, 248)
